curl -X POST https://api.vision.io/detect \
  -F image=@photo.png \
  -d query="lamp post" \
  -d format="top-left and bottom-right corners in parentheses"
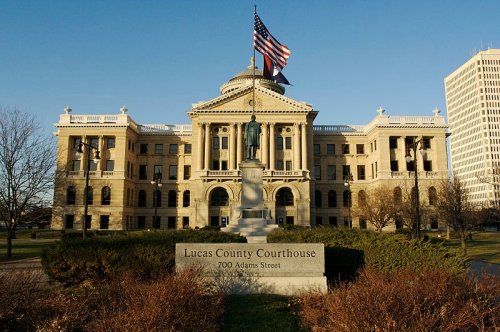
top-left (405, 137), bottom-right (427, 239)
top-left (76, 141), bottom-right (100, 239)
top-left (344, 173), bottom-right (353, 228)
top-left (151, 170), bottom-right (162, 231)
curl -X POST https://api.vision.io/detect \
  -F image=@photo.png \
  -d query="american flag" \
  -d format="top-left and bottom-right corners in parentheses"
top-left (254, 14), bottom-right (291, 71)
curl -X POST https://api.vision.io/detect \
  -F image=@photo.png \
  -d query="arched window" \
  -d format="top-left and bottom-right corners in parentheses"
top-left (67, 186), bottom-right (76, 205)
top-left (393, 187), bottom-right (402, 205)
top-left (101, 186), bottom-right (111, 205)
top-left (138, 190), bottom-right (147, 207)
top-left (154, 190), bottom-right (162, 207)
top-left (343, 190), bottom-right (351, 207)
top-left (183, 190), bottom-right (190, 207)
top-left (428, 187), bottom-right (437, 206)
top-left (276, 187), bottom-right (294, 206)
top-left (84, 186), bottom-right (93, 205)
top-left (328, 190), bottom-right (337, 207)
top-left (210, 188), bottom-right (229, 206)
top-left (168, 190), bottom-right (177, 207)
top-left (358, 190), bottom-right (366, 207)
top-left (315, 190), bottom-right (322, 208)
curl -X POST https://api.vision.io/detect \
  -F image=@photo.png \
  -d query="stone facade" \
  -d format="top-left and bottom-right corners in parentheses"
top-left (52, 63), bottom-right (449, 231)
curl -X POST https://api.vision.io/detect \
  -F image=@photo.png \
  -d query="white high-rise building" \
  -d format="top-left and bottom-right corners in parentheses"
top-left (445, 49), bottom-right (500, 205)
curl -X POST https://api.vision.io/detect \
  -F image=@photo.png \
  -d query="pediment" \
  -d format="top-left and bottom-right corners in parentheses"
top-left (191, 84), bottom-right (313, 114)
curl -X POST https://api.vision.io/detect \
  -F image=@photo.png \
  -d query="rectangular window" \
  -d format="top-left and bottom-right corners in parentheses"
top-left (221, 160), bottom-right (228, 170)
top-left (316, 216), bottom-right (323, 225)
top-left (375, 162), bottom-right (378, 176)
top-left (182, 216), bottom-right (190, 229)
top-left (184, 144), bottom-right (192, 154)
top-left (327, 144), bottom-right (335, 155)
top-left (71, 160), bottom-right (80, 171)
top-left (106, 137), bottom-right (115, 149)
top-left (374, 140), bottom-right (377, 151)
top-left (276, 160), bottom-right (284, 170)
top-left (155, 144), bottom-right (163, 154)
top-left (128, 140), bottom-right (131, 151)
top-left (213, 137), bottom-right (220, 150)
top-left (342, 165), bottom-right (351, 180)
top-left (314, 165), bottom-right (321, 180)
top-left (285, 137), bottom-right (292, 149)
top-left (88, 137), bottom-right (98, 148)
top-left (389, 137), bottom-right (398, 149)
top-left (390, 160), bottom-right (399, 172)
top-left (139, 165), bottom-right (148, 180)
top-left (342, 144), bottom-right (350, 154)
top-left (357, 165), bottom-right (366, 180)
top-left (169, 144), bottom-right (178, 154)
top-left (184, 165), bottom-right (191, 180)
top-left (314, 144), bottom-right (321, 155)
top-left (406, 161), bottom-right (415, 171)
top-left (327, 165), bottom-right (336, 180)
top-left (89, 160), bottom-right (97, 171)
top-left (221, 137), bottom-right (228, 149)
top-left (140, 144), bottom-right (148, 154)
top-left (72, 137), bottom-right (82, 148)
top-left (137, 216), bottom-right (146, 229)
top-left (169, 165), bottom-right (178, 180)
top-left (154, 165), bottom-right (162, 176)
top-left (423, 137), bottom-right (432, 149)
top-left (424, 160), bottom-right (432, 171)
top-left (356, 144), bottom-right (364, 154)
top-left (105, 160), bottom-right (114, 171)
top-left (168, 216), bottom-right (176, 229)
top-left (212, 160), bottom-right (219, 170)
top-left (277, 137), bottom-right (284, 150)
top-left (329, 216), bottom-right (338, 227)
top-left (285, 160), bottom-right (292, 171)
top-left (99, 215), bottom-right (109, 230)
top-left (65, 215), bottom-right (74, 229)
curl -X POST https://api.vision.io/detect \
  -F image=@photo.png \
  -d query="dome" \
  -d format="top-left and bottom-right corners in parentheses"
top-left (220, 57), bottom-right (285, 95)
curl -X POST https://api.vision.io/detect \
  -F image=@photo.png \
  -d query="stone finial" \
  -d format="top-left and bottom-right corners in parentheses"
top-left (376, 106), bottom-right (385, 116)
top-left (120, 106), bottom-right (128, 114)
top-left (64, 106), bottom-right (72, 114)
top-left (249, 56), bottom-right (255, 69)
top-left (432, 107), bottom-right (441, 116)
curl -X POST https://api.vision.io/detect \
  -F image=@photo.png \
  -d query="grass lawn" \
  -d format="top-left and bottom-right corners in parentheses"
top-left (223, 294), bottom-right (305, 332)
top-left (428, 231), bottom-right (500, 264)
top-left (0, 239), bottom-right (56, 262)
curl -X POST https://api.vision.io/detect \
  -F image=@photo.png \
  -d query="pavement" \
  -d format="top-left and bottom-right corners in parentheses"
top-left (0, 257), bottom-right (50, 283)
top-left (468, 260), bottom-right (500, 277)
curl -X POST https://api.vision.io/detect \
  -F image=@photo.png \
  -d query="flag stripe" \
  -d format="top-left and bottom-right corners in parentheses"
top-left (253, 14), bottom-right (291, 71)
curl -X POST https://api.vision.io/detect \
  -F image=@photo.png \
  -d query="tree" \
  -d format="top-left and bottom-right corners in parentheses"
top-left (0, 108), bottom-right (55, 259)
top-left (353, 185), bottom-right (398, 232)
top-left (436, 175), bottom-right (476, 254)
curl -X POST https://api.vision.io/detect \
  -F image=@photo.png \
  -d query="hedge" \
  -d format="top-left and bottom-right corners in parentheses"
top-left (41, 230), bottom-right (245, 283)
top-left (267, 228), bottom-right (468, 282)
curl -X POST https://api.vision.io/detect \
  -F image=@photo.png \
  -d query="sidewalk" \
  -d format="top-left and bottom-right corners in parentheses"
top-left (0, 257), bottom-right (50, 283)
top-left (468, 260), bottom-right (500, 277)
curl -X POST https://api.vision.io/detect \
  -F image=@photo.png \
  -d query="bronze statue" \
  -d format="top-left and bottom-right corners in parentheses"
top-left (244, 114), bottom-right (261, 160)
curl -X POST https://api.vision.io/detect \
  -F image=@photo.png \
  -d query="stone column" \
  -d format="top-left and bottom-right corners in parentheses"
top-left (293, 124), bottom-right (300, 170)
top-left (269, 123), bottom-right (276, 170)
top-left (81, 135), bottom-right (87, 171)
top-left (204, 123), bottom-right (211, 170)
top-left (197, 123), bottom-right (204, 171)
top-left (301, 122), bottom-right (307, 170)
top-left (261, 122), bottom-right (269, 168)
top-left (229, 123), bottom-right (236, 170)
top-left (97, 135), bottom-right (104, 171)
top-left (236, 122), bottom-right (243, 167)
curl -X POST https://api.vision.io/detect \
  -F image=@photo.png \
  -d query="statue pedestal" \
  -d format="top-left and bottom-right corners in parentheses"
top-left (222, 160), bottom-right (278, 243)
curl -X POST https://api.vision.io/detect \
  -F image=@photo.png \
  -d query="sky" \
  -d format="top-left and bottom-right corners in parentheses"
top-left (1, 0), bottom-right (500, 133)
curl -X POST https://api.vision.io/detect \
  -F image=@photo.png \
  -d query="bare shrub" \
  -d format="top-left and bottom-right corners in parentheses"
top-left (297, 268), bottom-right (500, 332)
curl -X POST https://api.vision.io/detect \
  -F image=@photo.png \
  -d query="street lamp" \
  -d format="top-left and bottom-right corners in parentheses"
top-left (405, 137), bottom-right (427, 239)
top-left (151, 170), bottom-right (162, 230)
top-left (344, 173), bottom-right (353, 228)
top-left (76, 141), bottom-right (100, 239)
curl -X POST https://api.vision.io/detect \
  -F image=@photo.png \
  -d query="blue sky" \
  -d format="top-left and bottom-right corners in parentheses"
top-left (1, 0), bottom-right (500, 132)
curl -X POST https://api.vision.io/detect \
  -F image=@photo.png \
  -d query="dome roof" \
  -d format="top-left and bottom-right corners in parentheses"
top-left (220, 57), bottom-right (285, 95)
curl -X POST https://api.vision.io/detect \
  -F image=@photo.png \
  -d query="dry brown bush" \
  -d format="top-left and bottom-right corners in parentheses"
top-left (1, 268), bottom-right (224, 332)
top-left (297, 268), bottom-right (500, 332)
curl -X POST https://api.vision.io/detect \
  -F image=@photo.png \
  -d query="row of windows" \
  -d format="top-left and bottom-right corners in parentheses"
top-left (314, 165), bottom-right (364, 180)
top-left (71, 159), bottom-right (115, 172)
top-left (67, 186), bottom-right (110, 205)
top-left (139, 143), bottom-right (191, 155)
top-left (314, 143), bottom-right (365, 156)
top-left (64, 215), bottom-right (191, 230)
top-left (72, 137), bottom-right (116, 149)
top-left (139, 165), bottom-right (191, 181)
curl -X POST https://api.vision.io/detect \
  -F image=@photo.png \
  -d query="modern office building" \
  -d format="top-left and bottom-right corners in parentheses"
top-left (445, 49), bottom-right (500, 205)
top-left (52, 60), bottom-right (449, 231)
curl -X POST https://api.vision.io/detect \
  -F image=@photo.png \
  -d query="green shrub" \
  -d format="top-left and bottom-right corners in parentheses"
top-left (268, 228), bottom-right (467, 282)
top-left (41, 230), bottom-right (245, 283)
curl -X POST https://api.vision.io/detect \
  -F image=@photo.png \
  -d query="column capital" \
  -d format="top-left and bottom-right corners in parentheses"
top-left (300, 122), bottom-right (307, 127)
top-left (269, 123), bottom-right (276, 128)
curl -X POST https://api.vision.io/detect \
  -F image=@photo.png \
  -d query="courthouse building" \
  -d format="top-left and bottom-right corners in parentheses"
top-left (445, 48), bottom-right (500, 205)
top-left (52, 60), bottom-right (449, 231)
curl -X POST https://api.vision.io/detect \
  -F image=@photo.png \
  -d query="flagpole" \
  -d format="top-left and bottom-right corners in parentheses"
top-left (252, 4), bottom-right (256, 116)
